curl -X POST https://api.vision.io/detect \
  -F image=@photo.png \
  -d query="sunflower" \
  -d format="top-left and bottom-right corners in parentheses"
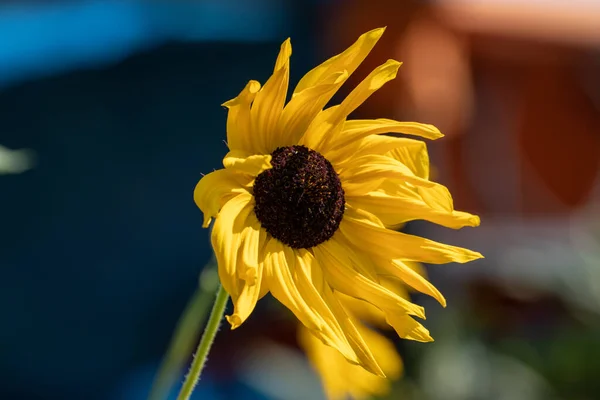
top-left (194, 27), bottom-right (482, 376)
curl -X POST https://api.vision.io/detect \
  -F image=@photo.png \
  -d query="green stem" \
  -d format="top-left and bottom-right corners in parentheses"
top-left (147, 265), bottom-right (219, 400)
top-left (176, 284), bottom-right (229, 400)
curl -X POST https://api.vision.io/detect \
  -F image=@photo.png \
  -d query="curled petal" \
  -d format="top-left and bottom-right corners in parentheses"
top-left (386, 140), bottom-right (430, 180)
top-left (239, 212), bottom-right (266, 285)
top-left (226, 214), bottom-right (268, 328)
top-left (223, 80), bottom-right (261, 154)
top-left (210, 192), bottom-right (253, 298)
top-left (222, 150), bottom-right (272, 177)
top-left (193, 169), bottom-right (249, 227)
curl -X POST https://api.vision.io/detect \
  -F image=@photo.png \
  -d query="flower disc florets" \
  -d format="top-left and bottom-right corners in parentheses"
top-left (253, 145), bottom-right (345, 249)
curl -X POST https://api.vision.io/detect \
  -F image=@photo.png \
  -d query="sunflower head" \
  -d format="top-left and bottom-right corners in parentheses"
top-left (194, 27), bottom-right (482, 377)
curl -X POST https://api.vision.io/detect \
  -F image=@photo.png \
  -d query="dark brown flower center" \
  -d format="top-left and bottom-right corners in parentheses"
top-left (253, 145), bottom-right (345, 249)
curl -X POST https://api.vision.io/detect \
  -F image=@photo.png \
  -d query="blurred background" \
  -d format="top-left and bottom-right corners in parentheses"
top-left (1, 0), bottom-right (599, 399)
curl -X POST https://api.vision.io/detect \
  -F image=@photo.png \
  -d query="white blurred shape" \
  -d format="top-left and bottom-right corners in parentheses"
top-left (421, 337), bottom-right (557, 400)
top-left (237, 339), bottom-right (326, 400)
top-left (422, 340), bottom-right (490, 400)
top-left (0, 144), bottom-right (36, 174)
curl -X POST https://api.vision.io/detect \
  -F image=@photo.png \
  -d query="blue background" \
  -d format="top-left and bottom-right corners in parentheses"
top-left (0, 1), bottom-right (318, 399)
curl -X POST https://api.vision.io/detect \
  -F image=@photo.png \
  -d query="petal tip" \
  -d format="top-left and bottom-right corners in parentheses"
top-left (360, 358), bottom-right (386, 378)
top-left (226, 314), bottom-right (242, 329)
top-left (385, 59), bottom-right (403, 69)
top-left (416, 327), bottom-right (434, 342)
top-left (280, 37), bottom-right (292, 54)
top-left (382, 59), bottom-right (402, 80)
top-left (368, 27), bottom-right (386, 39)
top-left (221, 80), bottom-right (262, 107)
top-left (273, 38), bottom-right (292, 72)
top-left (459, 250), bottom-right (485, 263)
top-left (248, 80), bottom-right (261, 94)
top-left (429, 126), bottom-right (444, 139)
top-left (414, 305), bottom-right (426, 320)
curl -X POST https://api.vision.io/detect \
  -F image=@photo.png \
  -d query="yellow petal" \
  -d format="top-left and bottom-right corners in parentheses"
top-left (264, 239), bottom-right (358, 363)
top-left (274, 70), bottom-right (348, 149)
top-left (298, 327), bottom-right (349, 400)
top-left (332, 118), bottom-right (442, 151)
top-left (302, 60), bottom-right (402, 152)
top-left (403, 260), bottom-right (427, 277)
top-left (226, 214), bottom-right (267, 329)
top-left (193, 168), bottom-right (249, 228)
top-left (293, 27), bottom-right (385, 96)
top-left (320, 285), bottom-right (385, 377)
top-left (380, 276), bottom-right (410, 301)
top-left (297, 105), bottom-right (344, 153)
top-left (418, 184), bottom-right (480, 226)
top-left (274, 37), bottom-right (292, 72)
top-left (210, 192), bottom-right (253, 298)
top-left (385, 313), bottom-right (433, 342)
top-left (337, 292), bottom-right (387, 327)
top-left (299, 316), bottom-right (402, 399)
top-left (222, 150), bottom-right (272, 177)
top-left (373, 256), bottom-right (446, 307)
top-left (347, 185), bottom-right (480, 229)
top-left (298, 250), bottom-right (395, 377)
top-left (386, 140), bottom-right (430, 180)
top-left (335, 59), bottom-right (401, 118)
top-left (251, 39), bottom-right (291, 153)
top-left (314, 237), bottom-right (426, 319)
top-left (354, 319), bottom-right (402, 379)
top-left (339, 154), bottom-right (435, 196)
top-left (327, 135), bottom-right (430, 181)
top-left (332, 233), bottom-right (380, 281)
top-left (226, 267), bottom-right (264, 329)
top-left (341, 207), bottom-right (484, 265)
top-left (239, 212), bottom-right (266, 285)
top-left (222, 80), bottom-right (261, 154)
